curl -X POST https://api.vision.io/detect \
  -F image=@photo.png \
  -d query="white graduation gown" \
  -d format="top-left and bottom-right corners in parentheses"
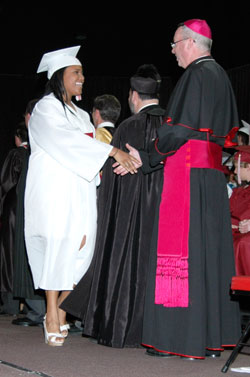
top-left (24, 94), bottom-right (113, 290)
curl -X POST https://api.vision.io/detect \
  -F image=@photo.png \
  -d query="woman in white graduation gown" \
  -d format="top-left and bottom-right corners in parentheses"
top-left (24, 46), bottom-right (139, 346)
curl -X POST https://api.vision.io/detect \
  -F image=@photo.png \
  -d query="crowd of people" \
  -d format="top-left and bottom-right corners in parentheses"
top-left (0, 17), bottom-right (248, 360)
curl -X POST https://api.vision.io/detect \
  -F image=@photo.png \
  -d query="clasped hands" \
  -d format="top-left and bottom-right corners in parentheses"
top-left (112, 143), bottom-right (142, 175)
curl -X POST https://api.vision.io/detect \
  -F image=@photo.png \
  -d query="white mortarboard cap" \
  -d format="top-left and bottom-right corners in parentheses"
top-left (239, 120), bottom-right (250, 136)
top-left (37, 46), bottom-right (81, 79)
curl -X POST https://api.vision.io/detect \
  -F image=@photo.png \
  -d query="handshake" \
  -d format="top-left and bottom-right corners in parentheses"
top-left (112, 143), bottom-right (142, 176)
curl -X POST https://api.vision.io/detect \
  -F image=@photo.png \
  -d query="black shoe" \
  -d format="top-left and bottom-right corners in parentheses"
top-left (12, 317), bottom-right (43, 327)
top-left (146, 348), bottom-right (177, 358)
top-left (68, 323), bottom-right (83, 333)
top-left (88, 337), bottom-right (98, 343)
top-left (180, 356), bottom-right (197, 361)
top-left (205, 350), bottom-right (221, 358)
top-left (0, 308), bottom-right (18, 316)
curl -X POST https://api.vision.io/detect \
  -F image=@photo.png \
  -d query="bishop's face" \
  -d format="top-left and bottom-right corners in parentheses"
top-left (63, 65), bottom-right (84, 102)
top-left (171, 27), bottom-right (190, 69)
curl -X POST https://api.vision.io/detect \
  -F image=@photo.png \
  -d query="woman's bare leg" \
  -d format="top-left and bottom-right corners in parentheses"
top-left (79, 234), bottom-right (86, 250)
top-left (53, 235), bottom-right (85, 336)
top-left (45, 290), bottom-right (64, 345)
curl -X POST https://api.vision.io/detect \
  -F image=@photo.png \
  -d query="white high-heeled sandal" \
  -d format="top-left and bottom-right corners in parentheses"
top-left (60, 323), bottom-right (70, 338)
top-left (43, 316), bottom-right (64, 346)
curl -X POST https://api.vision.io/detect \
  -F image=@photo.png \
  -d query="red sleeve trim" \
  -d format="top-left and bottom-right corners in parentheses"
top-left (164, 119), bottom-right (239, 145)
top-left (224, 126), bottom-right (239, 147)
top-left (154, 138), bottom-right (176, 156)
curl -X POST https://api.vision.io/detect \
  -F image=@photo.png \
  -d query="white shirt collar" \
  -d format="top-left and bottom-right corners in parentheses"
top-left (138, 102), bottom-right (158, 113)
top-left (97, 121), bottom-right (115, 129)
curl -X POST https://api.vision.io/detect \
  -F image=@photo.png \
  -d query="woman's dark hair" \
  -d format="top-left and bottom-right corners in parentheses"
top-left (44, 67), bottom-right (67, 109)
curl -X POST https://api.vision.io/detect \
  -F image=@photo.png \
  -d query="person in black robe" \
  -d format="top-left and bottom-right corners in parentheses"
top-left (0, 123), bottom-right (29, 313)
top-left (131, 19), bottom-right (241, 359)
top-left (61, 64), bottom-right (165, 348)
top-left (11, 99), bottom-right (46, 327)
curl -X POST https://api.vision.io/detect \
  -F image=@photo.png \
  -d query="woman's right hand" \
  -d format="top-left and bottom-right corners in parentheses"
top-left (109, 147), bottom-right (141, 175)
top-left (112, 144), bottom-right (142, 176)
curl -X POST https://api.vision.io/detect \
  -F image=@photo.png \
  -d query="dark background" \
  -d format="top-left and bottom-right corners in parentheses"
top-left (0, 3), bottom-right (249, 168)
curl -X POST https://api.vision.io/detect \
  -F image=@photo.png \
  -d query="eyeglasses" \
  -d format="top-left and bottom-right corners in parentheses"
top-left (170, 38), bottom-right (189, 49)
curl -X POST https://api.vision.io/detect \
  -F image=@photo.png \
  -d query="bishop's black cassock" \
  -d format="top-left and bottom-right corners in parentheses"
top-left (141, 56), bottom-right (241, 358)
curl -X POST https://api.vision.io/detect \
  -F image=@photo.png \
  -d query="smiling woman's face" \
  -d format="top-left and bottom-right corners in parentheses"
top-left (63, 65), bottom-right (84, 102)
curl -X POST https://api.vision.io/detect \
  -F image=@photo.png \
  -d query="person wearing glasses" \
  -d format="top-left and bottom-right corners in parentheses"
top-left (125, 19), bottom-right (241, 359)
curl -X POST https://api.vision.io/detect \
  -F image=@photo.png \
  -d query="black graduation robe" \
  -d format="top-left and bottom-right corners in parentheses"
top-left (61, 104), bottom-right (164, 347)
top-left (12, 149), bottom-right (43, 300)
top-left (0, 146), bottom-right (28, 293)
top-left (141, 57), bottom-right (241, 358)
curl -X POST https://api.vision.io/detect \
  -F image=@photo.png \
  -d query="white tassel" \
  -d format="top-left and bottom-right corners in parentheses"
top-left (237, 153), bottom-right (242, 185)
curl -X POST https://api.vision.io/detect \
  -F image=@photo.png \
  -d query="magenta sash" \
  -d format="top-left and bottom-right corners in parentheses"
top-left (155, 139), bottom-right (223, 307)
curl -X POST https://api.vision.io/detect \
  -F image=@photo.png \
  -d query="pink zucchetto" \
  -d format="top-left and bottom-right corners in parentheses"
top-left (184, 19), bottom-right (212, 39)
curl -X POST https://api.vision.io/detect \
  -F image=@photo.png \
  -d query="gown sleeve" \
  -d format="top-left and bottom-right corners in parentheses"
top-left (29, 97), bottom-right (113, 182)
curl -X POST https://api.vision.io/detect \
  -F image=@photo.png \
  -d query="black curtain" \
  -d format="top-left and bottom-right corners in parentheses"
top-left (227, 65), bottom-right (250, 123)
